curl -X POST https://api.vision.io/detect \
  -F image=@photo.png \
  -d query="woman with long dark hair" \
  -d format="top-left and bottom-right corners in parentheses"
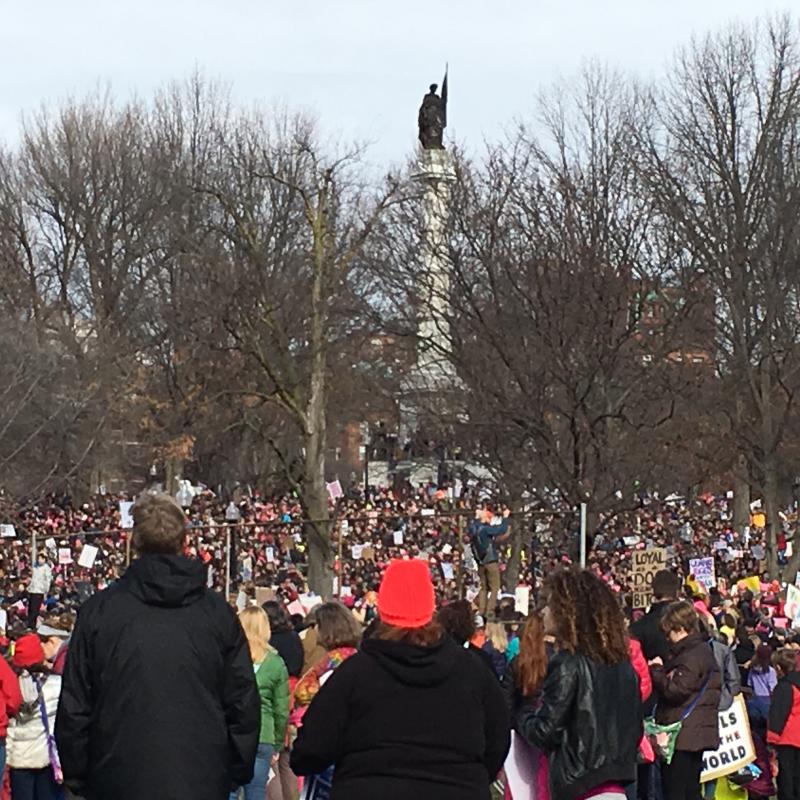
top-left (291, 560), bottom-right (510, 799)
top-left (516, 568), bottom-right (641, 800)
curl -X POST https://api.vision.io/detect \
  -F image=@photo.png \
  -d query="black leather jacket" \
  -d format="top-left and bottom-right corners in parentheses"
top-left (516, 650), bottom-right (640, 800)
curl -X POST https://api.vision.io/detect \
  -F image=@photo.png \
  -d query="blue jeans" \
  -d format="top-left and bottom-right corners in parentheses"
top-left (9, 767), bottom-right (63, 800)
top-left (230, 743), bottom-right (273, 800)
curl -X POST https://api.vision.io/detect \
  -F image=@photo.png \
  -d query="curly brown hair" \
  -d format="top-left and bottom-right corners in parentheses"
top-left (544, 568), bottom-right (629, 665)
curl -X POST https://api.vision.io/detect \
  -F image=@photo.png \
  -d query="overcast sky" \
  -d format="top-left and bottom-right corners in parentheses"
top-left (0, 1), bottom-right (792, 168)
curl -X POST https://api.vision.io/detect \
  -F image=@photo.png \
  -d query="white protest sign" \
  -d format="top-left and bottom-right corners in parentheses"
top-left (58, 547), bottom-right (73, 565)
top-left (326, 480), bottom-right (343, 501)
top-left (689, 557), bottom-right (716, 589)
top-left (420, 509), bottom-right (435, 517)
top-left (45, 538), bottom-right (57, 551)
top-left (393, 530), bottom-right (404, 546)
top-left (515, 586), bottom-right (530, 616)
top-left (785, 584), bottom-right (800, 626)
top-left (77, 544), bottom-right (98, 569)
top-left (351, 545), bottom-right (364, 560)
top-left (0, 525), bottom-right (16, 538)
top-left (266, 547), bottom-right (275, 564)
top-left (701, 695), bottom-right (755, 782)
top-left (441, 543), bottom-right (452, 555)
top-left (441, 563), bottom-right (454, 581)
top-left (119, 501), bottom-right (134, 530)
top-left (504, 733), bottom-right (539, 800)
top-left (631, 548), bottom-right (667, 609)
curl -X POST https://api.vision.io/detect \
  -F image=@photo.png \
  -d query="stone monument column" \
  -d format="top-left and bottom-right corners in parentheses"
top-left (413, 147), bottom-right (456, 383)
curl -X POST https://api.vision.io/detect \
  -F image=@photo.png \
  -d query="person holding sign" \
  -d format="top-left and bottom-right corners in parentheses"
top-left (468, 505), bottom-right (511, 620)
top-left (649, 601), bottom-right (721, 800)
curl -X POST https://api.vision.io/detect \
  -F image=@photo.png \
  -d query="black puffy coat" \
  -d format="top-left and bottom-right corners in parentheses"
top-left (516, 650), bottom-right (641, 800)
top-left (651, 632), bottom-right (721, 752)
top-left (55, 554), bottom-right (260, 800)
top-left (291, 636), bottom-right (510, 800)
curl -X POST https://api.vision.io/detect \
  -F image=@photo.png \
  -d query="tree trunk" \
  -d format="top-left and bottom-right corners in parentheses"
top-left (733, 462), bottom-right (751, 535)
top-left (302, 430), bottom-right (333, 597)
top-left (302, 183), bottom-right (333, 598)
top-left (165, 456), bottom-right (182, 497)
top-left (503, 501), bottom-right (525, 591)
top-left (763, 452), bottom-right (780, 579)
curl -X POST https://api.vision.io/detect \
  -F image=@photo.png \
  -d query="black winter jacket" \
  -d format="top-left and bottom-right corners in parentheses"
top-left (55, 555), bottom-right (260, 800)
top-left (291, 636), bottom-right (510, 800)
top-left (270, 629), bottom-right (304, 678)
top-left (651, 632), bottom-right (721, 752)
top-left (630, 600), bottom-right (673, 662)
top-left (516, 650), bottom-right (640, 800)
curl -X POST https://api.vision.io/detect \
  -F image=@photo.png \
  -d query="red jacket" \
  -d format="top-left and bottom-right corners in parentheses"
top-left (0, 656), bottom-right (22, 738)
top-left (629, 637), bottom-right (653, 702)
top-left (768, 672), bottom-right (800, 747)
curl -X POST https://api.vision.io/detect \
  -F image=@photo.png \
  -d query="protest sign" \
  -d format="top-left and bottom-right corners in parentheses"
top-left (255, 587), bottom-right (275, 606)
top-left (515, 586), bottom-right (530, 616)
top-left (420, 509), bottom-right (435, 517)
top-left (45, 538), bottom-right (56, 551)
top-left (689, 557), bottom-right (716, 590)
top-left (119, 501), bottom-right (134, 530)
top-left (701, 695), bottom-right (755, 782)
top-left (751, 545), bottom-right (765, 561)
top-left (393, 530), bottom-right (404, 545)
top-left (740, 575), bottom-right (761, 594)
top-left (266, 547), bottom-right (275, 564)
top-left (58, 547), bottom-right (73, 565)
top-left (326, 480), bottom-right (343, 502)
top-left (287, 600), bottom-right (305, 617)
top-left (77, 544), bottom-right (98, 569)
top-left (504, 733), bottom-right (539, 800)
top-left (631, 548), bottom-right (667, 609)
top-left (0, 525), bottom-right (15, 538)
top-left (786, 584), bottom-right (800, 623)
top-left (362, 546), bottom-right (375, 562)
top-left (441, 563), bottom-right (454, 581)
top-left (351, 545), bottom-right (364, 560)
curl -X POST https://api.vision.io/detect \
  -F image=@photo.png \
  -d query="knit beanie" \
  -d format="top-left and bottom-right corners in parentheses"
top-left (13, 633), bottom-right (44, 669)
top-left (378, 559), bottom-right (435, 629)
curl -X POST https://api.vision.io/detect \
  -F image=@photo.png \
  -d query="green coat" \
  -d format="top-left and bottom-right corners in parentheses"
top-left (254, 648), bottom-right (290, 747)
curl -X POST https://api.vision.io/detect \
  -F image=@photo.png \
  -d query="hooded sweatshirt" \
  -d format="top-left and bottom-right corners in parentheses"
top-left (291, 635), bottom-right (510, 800)
top-left (55, 554), bottom-right (259, 800)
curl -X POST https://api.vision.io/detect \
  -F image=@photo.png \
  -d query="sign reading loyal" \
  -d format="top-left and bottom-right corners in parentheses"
top-left (701, 695), bottom-right (755, 782)
top-left (631, 548), bottom-right (667, 609)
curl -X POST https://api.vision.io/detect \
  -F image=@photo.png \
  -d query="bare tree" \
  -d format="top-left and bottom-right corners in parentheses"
top-left (640, 17), bottom-right (800, 575)
top-left (187, 110), bottom-right (401, 594)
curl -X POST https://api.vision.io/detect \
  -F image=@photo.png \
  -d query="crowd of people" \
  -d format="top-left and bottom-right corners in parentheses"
top-left (0, 491), bottom-right (796, 798)
top-left (0, 484), bottom-right (789, 631)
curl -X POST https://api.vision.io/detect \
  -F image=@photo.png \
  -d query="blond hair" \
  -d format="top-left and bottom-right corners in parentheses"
top-left (132, 493), bottom-right (187, 555)
top-left (486, 622), bottom-right (508, 653)
top-left (239, 606), bottom-right (272, 664)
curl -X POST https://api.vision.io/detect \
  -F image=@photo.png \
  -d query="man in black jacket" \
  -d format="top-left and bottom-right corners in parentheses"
top-left (630, 569), bottom-right (680, 662)
top-left (55, 493), bottom-right (259, 800)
